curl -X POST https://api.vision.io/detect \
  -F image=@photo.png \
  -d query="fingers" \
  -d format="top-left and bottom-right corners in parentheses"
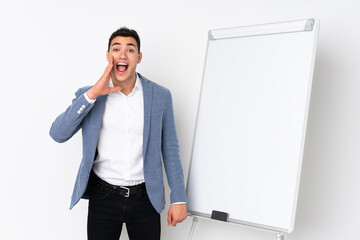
top-left (167, 211), bottom-right (172, 226)
top-left (109, 55), bottom-right (114, 69)
top-left (109, 86), bottom-right (122, 93)
top-left (167, 206), bottom-right (188, 227)
top-left (170, 214), bottom-right (184, 227)
top-left (103, 55), bottom-right (114, 78)
top-left (110, 54), bottom-right (114, 65)
top-left (167, 209), bottom-right (178, 227)
top-left (97, 55), bottom-right (113, 91)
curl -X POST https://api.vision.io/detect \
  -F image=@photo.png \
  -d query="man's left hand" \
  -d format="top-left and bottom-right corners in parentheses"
top-left (167, 204), bottom-right (188, 227)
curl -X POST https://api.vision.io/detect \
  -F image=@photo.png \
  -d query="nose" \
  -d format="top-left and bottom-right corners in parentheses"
top-left (119, 49), bottom-right (127, 59)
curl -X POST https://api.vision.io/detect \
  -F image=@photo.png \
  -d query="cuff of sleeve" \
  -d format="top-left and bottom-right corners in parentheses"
top-left (84, 92), bottom-right (96, 104)
top-left (171, 202), bottom-right (186, 205)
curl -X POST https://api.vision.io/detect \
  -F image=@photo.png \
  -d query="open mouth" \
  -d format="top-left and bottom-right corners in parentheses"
top-left (117, 63), bottom-right (128, 73)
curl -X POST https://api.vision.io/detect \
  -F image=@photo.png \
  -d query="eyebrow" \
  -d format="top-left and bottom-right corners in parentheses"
top-left (111, 42), bottom-right (137, 48)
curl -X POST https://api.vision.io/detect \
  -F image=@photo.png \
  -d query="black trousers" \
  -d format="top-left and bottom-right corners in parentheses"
top-left (87, 173), bottom-right (161, 240)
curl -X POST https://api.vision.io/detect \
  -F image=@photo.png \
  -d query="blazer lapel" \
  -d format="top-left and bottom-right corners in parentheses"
top-left (141, 75), bottom-right (152, 158)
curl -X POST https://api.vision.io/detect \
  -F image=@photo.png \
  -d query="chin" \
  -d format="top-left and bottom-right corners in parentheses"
top-left (114, 71), bottom-right (135, 82)
top-left (112, 73), bottom-right (127, 82)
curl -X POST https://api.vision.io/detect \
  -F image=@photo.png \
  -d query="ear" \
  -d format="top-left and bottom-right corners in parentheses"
top-left (137, 52), bottom-right (143, 64)
top-left (106, 51), bottom-right (110, 62)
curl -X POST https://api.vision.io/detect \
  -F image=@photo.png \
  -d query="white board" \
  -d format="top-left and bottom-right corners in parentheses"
top-left (186, 19), bottom-right (319, 233)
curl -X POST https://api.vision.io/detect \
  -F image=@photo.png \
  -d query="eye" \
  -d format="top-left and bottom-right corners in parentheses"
top-left (128, 49), bottom-right (135, 53)
top-left (113, 48), bottom-right (119, 52)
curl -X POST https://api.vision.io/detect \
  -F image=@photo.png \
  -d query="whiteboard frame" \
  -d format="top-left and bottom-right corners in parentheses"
top-left (186, 18), bottom-right (320, 234)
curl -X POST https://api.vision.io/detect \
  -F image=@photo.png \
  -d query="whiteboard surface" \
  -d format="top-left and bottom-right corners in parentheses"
top-left (186, 19), bottom-right (319, 233)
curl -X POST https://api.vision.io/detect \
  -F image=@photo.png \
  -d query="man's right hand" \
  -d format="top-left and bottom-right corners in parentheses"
top-left (86, 56), bottom-right (121, 100)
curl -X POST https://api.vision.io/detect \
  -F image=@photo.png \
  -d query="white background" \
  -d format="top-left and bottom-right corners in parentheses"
top-left (0, 0), bottom-right (359, 239)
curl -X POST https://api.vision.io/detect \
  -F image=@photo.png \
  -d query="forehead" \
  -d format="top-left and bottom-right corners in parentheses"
top-left (110, 36), bottom-right (138, 48)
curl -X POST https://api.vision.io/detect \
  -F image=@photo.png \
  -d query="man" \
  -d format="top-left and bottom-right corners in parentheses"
top-left (50, 27), bottom-right (187, 240)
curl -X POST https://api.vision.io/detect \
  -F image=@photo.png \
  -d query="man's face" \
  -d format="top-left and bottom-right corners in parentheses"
top-left (107, 36), bottom-right (142, 83)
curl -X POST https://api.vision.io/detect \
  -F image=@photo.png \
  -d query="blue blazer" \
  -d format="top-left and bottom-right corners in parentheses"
top-left (50, 73), bottom-right (186, 213)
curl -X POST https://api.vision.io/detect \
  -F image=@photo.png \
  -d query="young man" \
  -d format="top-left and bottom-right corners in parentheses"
top-left (50, 27), bottom-right (187, 240)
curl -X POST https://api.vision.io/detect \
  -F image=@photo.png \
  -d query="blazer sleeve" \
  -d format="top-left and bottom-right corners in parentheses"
top-left (49, 87), bottom-right (94, 143)
top-left (161, 89), bottom-right (187, 204)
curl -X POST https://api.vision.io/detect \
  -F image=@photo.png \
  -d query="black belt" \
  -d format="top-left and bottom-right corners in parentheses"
top-left (91, 171), bottom-right (146, 197)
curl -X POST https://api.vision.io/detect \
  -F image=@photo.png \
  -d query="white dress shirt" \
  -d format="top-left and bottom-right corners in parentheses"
top-left (84, 75), bottom-right (185, 205)
top-left (89, 75), bottom-right (145, 186)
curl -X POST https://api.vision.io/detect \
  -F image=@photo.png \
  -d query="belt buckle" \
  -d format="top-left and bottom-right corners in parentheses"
top-left (120, 186), bottom-right (130, 197)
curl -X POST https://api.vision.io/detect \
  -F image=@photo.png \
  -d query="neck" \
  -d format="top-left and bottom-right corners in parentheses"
top-left (112, 73), bottom-right (137, 96)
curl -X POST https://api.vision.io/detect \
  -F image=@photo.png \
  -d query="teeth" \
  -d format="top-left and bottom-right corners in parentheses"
top-left (117, 63), bottom-right (128, 66)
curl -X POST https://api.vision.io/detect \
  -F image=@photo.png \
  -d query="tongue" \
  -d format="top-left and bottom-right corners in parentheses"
top-left (118, 65), bottom-right (127, 72)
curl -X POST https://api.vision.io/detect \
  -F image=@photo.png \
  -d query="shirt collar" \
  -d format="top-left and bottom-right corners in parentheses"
top-left (134, 74), bottom-right (143, 93)
top-left (109, 73), bottom-right (142, 95)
